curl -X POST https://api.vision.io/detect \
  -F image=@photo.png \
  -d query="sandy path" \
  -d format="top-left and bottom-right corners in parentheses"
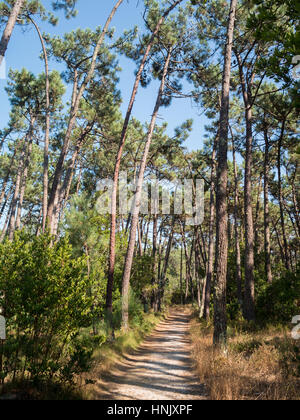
top-left (93, 309), bottom-right (206, 400)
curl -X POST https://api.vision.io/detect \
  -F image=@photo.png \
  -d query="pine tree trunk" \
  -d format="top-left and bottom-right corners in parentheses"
top-left (151, 214), bottom-right (158, 310)
top-left (16, 134), bottom-right (33, 230)
top-left (243, 105), bottom-right (255, 321)
top-left (203, 138), bottom-right (217, 319)
top-left (0, 149), bottom-right (16, 210)
top-left (236, 52), bottom-right (255, 322)
top-left (213, 0), bottom-right (237, 346)
top-left (0, 188), bottom-right (12, 220)
top-left (263, 123), bottom-right (273, 284)
top-left (232, 135), bottom-right (243, 304)
top-left (180, 245), bottom-right (183, 305)
top-left (0, 0), bottom-right (25, 67)
top-left (158, 217), bottom-right (175, 311)
top-left (277, 120), bottom-right (290, 270)
top-left (47, 0), bottom-right (124, 231)
top-left (0, 195), bottom-right (13, 242)
top-left (28, 17), bottom-right (50, 234)
top-left (106, 0), bottom-right (184, 320)
top-left (143, 219), bottom-right (150, 254)
top-left (121, 49), bottom-right (171, 330)
top-left (181, 222), bottom-right (192, 303)
top-left (8, 120), bottom-right (34, 241)
top-left (194, 226), bottom-right (203, 311)
top-left (53, 124), bottom-right (93, 231)
top-left (254, 175), bottom-right (263, 255)
top-left (137, 219), bottom-right (143, 257)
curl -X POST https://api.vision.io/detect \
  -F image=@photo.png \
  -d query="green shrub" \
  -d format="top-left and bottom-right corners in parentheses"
top-left (112, 289), bottom-right (144, 330)
top-left (0, 232), bottom-right (94, 387)
top-left (256, 267), bottom-right (300, 323)
top-left (231, 339), bottom-right (263, 356)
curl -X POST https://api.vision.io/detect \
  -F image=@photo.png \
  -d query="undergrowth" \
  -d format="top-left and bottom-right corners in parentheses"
top-left (190, 312), bottom-right (300, 400)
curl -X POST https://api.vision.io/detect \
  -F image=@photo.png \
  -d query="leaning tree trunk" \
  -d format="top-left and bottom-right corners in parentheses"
top-left (263, 123), bottom-right (273, 284)
top-left (47, 0), bottom-right (124, 231)
top-left (28, 17), bottom-right (50, 234)
top-left (0, 189), bottom-right (13, 220)
top-left (121, 49), bottom-right (171, 331)
top-left (0, 198), bottom-right (13, 243)
top-left (51, 121), bottom-right (95, 236)
top-left (0, 0), bottom-right (25, 67)
top-left (213, 0), bottom-right (237, 347)
top-left (106, 0), bottom-right (184, 320)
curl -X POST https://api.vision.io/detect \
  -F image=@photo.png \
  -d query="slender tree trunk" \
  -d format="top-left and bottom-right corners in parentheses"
top-left (277, 120), bottom-right (290, 270)
top-left (8, 136), bottom-right (28, 241)
top-left (156, 229), bottom-right (164, 309)
top-left (180, 245), bottom-right (183, 305)
top-left (137, 219), bottom-right (143, 257)
top-left (151, 214), bottom-right (158, 310)
top-left (0, 198), bottom-right (13, 243)
top-left (254, 174), bottom-right (263, 255)
top-left (189, 236), bottom-right (195, 300)
top-left (76, 164), bottom-right (82, 195)
top-left (0, 128), bottom-right (14, 153)
top-left (291, 167), bottom-right (300, 238)
top-left (106, 0), bottom-right (183, 319)
top-left (8, 120), bottom-right (34, 241)
top-left (181, 222), bottom-right (194, 304)
top-left (185, 258), bottom-right (189, 303)
top-left (47, 0), bottom-right (124, 231)
top-left (143, 219), bottom-right (150, 254)
top-left (121, 50), bottom-right (171, 330)
top-left (273, 219), bottom-right (285, 263)
top-left (213, 0), bottom-right (237, 346)
top-left (194, 226), bottom-right (203, 311)
top-left (52, 122), bottom-right (94, 234)
top-left (28, 17), bottom-right (50, 234)
top-left (236, 52), bottom-right (255, 322)
top-left (158, 217), bottom-right (175, 311)
top-left (0, 0), bottom-right (25, 67)
top-left (16, 134), bottom-right (33, 230)
top-left (203, 138), bottom-right (217, 319)
top-left (0, 188), bottom-right (12, 220)
top-left (243, 108), bottom-right (255, 321)
top-left (0, 149), bottom-right (16, 210)
top-left (263, 124), bottom-right (273, 283)
top-left (231, 132), bottom-right (242, 305)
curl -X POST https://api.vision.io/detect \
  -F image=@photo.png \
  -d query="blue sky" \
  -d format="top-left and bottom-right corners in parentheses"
top-left (0, 0), bottom-right (208, 151)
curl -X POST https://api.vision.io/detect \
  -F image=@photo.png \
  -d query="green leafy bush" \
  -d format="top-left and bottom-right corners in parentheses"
top-left (256, 267), bottom-right (300, 323)
top-left (112, 289), bottom-right (144, 330)
top-left (0, 232), bottom-right (93, 387)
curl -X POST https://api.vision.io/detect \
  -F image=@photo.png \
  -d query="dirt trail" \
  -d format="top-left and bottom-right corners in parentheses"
top-left (93, 309), bottom-right (206, 400)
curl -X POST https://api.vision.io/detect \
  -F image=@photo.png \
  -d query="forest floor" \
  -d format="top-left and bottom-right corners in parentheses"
top-left (190, 314), bottom-right (300, 400)
top-left (90, 308), bottom-right (207, 400)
